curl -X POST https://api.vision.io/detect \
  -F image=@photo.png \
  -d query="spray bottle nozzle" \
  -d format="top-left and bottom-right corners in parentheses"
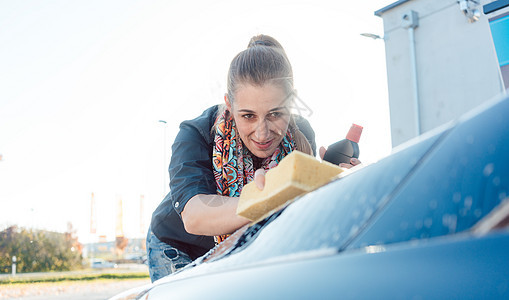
top-left (346, 124), bottom-right (363, 143)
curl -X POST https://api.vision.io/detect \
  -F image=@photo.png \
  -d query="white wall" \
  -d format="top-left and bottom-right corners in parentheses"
top-left (378, 0), bottom-right (505, 147)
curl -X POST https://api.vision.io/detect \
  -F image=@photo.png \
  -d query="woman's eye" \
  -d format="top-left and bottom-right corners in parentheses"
top-left (269, 111), bottom-right (282, 118)
top-left (242, 114), bottom-right (255, 120)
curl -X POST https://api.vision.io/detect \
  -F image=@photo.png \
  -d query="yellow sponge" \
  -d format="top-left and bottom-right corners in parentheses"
top-left (236, 151), bottom-right (343, 222)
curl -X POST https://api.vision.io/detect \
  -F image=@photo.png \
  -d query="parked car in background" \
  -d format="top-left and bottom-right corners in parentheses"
top-left (124, 254), bottom-right (147, 264)
top-left (111, 94), bottom-right (509, 299)
top-left (90, 258), bottom-right (118, 269)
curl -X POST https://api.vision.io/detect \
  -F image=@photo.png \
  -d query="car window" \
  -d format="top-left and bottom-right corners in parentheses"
top-left (206, 130), bottom-right (445, 266)
top-left (347, 97), bottom-right (509, 249)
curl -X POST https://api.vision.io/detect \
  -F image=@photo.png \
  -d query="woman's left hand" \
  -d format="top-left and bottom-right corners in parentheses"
top-left (339, 157), bottom-right (361, 169)
top-left (319, 146), bottom-right (362, 169)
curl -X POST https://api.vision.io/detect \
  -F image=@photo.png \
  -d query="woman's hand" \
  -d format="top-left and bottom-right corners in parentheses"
top-left (254, 169), bottom-right (266, 190)
top-left (339, 157), bottom-right (361, 169)
top-left (319, 146), bottom-right (362, 169)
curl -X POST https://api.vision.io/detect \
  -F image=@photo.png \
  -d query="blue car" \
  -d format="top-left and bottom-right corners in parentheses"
top-left (112, 94), bottom-right (509, 299)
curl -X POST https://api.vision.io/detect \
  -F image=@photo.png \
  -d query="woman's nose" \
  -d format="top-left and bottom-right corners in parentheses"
top-left (254, 119), bottom-right (270, 141)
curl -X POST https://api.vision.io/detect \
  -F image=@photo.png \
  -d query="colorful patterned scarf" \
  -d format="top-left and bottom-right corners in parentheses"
top-left (212, 109), bottom-right (296, 243)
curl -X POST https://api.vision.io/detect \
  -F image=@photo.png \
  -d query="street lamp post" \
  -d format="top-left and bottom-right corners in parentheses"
top-left (158, 120), bottom-right (168, 196)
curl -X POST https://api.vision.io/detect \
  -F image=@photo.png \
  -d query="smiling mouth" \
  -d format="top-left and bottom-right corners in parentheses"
top-left (252, 139), bottom-right (273, 150)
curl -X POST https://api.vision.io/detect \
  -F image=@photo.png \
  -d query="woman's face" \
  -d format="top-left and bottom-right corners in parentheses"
top-left (227, 83), bottom-right (291, 159)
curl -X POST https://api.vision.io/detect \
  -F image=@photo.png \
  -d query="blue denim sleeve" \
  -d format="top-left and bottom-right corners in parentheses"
top-left (169, 121), bottom-right (217, 216)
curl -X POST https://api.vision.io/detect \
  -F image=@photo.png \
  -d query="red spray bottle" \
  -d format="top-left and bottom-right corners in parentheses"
top-left (322, 124), bottom-right (363, 165)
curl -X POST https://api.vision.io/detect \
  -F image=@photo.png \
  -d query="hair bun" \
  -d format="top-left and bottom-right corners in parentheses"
top-left (247, 34), bottom-right (284, 50)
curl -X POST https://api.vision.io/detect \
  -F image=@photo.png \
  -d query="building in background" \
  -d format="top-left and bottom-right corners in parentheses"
top-left (375, 0), bottom-right (507, 147)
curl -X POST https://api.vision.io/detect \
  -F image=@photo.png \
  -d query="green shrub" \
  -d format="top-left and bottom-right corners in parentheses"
top-left (0, 225), bottom-right (83, 273)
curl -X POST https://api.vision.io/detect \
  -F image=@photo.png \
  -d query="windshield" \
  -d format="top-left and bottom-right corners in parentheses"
top-left (348, 98), bottom-right (509, 249)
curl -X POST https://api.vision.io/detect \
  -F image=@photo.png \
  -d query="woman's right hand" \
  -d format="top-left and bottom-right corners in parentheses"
top-left (254, 169), bottom-right (266, 190)
top-left (319, 146), bottom-right (362, 169)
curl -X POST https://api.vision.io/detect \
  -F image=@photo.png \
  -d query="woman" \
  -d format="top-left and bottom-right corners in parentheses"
top-left (146, 35), bottom-right (355, 282)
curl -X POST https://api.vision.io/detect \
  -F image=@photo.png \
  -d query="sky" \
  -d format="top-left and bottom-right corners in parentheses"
top-left (0, 0), bottom-right (396, 243)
